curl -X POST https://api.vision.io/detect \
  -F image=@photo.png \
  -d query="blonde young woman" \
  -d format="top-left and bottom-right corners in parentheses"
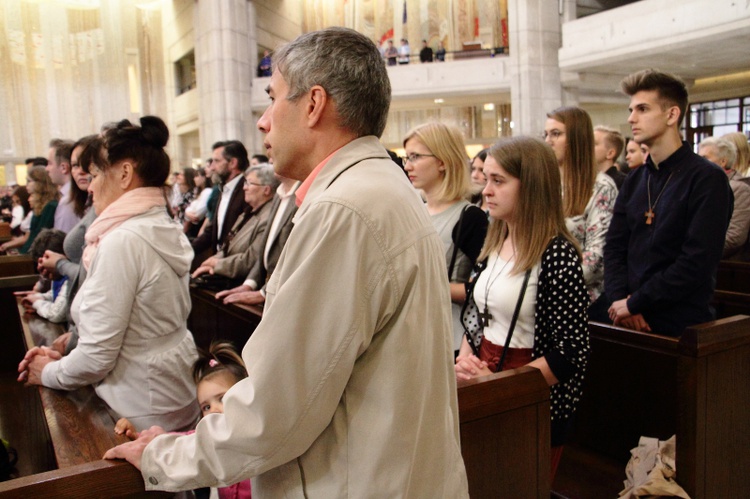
top-left (545, 106), bottom-right (617, 303)
top-left (722, 131), bottom-right (750, 177)
top-left (403, 122), bottom-right (488, 351)
top-left (6, 167), bottom-right (59, 254)
top-left (455, 136), bottom-right (589, 480)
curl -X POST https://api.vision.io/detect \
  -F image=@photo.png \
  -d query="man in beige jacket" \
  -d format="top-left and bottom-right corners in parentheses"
top-left (106, 27), bottom-right (469, 498)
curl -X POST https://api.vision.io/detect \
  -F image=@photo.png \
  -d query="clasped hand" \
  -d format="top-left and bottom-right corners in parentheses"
top-left (608, 297), bottom-right (651, 332)
top-left (17, 346), bottom-right (61, 385)
top-left (454, 353), bottom-right (493, 381)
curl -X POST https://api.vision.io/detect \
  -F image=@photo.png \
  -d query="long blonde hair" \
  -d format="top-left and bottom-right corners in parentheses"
top-left (722, 132), bottom-right (750, 176)
top-left (26, 167), bottom-right (60, 216)
top-left (480, 136), bottom-right (580, 274)
top-left (547, 106), bottom-right (596, 218)
top-left (403, 122), bottom-right (470, 203)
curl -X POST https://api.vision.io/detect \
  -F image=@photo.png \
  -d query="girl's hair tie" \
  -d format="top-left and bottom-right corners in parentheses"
top-left (209, 359), bottom-right (219, 367)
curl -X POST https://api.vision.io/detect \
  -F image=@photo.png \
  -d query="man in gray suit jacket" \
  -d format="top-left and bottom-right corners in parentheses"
top-left (215, 175), bottom-right (300, 305)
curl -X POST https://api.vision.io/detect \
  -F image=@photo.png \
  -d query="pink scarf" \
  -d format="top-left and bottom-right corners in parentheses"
top-left (82, 187), bottom-right (167, 271)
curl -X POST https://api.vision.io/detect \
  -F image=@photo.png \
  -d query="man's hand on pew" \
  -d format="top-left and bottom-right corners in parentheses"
top-left (222, 290), bottom-right (265, 306)
top-left (619, 314), bottom-right (651, 332)
top-left (104, 425), bottom-right (166, 470)
top-left (215, 284), bottom-right (252, 301)
top-left (192, 257), bottom-right (218, 278)
top-left (17, 346), bottom-right (62, 384)
top-left (609, 298), bottom-right (652, 332)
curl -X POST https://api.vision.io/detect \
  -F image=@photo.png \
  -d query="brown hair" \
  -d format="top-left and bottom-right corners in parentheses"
top-left (192, 341), bottom-right (248, 386)
top-left (48, 138), bottom-right (74, 166)
top-left (69, 135), bottom-right (98, 217)
top-left (594, 125), bottom-right (625, 161)
top-left (480, 136), bottom-right (580, 274)
top-left (547, 106), bottom-right (596, 218)
top-left (620, 69), bottom-right (689, 128)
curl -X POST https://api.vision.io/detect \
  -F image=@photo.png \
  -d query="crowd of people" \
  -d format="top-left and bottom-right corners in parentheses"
top-left (5, 26), bottom-right (748, 498)
top-left (382, 38), bottom-right (446, 64)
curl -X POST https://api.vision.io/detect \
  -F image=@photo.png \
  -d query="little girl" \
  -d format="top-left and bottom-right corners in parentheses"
top-left (115, 341), bottom-right (251, 499)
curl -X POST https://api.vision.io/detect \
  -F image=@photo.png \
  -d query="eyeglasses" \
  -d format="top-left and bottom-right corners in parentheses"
top-left (246, 181), bottom-right (266, 187)
top-left (401, 152), bottom-right (436, 163)
top-left (542, 130), bottom-right (565, 140)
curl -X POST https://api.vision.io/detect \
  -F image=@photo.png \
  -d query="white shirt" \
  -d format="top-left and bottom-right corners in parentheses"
top-left (243, 181), bottom-right (299, 290)
top-left (10, 205), bottom-right (25, 229)
top-left (184, 187), bottom-right (213, 221)
top-left (217, 174), bottom-right (242, 241)
top-left (473, 252), bottom-right (540, 349)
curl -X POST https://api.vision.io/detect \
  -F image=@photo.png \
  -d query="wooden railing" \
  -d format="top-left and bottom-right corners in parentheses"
top-left (553, 316), bottom-right (750, 498)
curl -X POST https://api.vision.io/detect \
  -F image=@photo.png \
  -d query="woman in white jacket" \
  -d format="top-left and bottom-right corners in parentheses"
top-left (18, 117), bottom-right (200, 432)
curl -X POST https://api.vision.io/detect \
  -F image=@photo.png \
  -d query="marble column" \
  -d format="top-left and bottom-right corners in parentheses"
top-left (194, 0), bottom-right (257, 158)
top-left (507, 0), bottom-right (563, 136)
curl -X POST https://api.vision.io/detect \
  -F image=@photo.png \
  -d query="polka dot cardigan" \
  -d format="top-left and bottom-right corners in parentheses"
top-left (533, 236), bottom-right (590, 446)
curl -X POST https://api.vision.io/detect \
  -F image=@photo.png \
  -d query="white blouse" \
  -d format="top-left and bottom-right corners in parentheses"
top-left (473, 252), bottom-right (540, 349)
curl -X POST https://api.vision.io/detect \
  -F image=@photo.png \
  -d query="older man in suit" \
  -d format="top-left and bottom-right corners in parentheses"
top-left (215, 174), bottom-right (300, 305)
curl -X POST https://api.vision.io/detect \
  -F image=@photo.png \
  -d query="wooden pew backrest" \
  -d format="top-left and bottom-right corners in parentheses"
top-left (459, 366), bottom-right (550, 498)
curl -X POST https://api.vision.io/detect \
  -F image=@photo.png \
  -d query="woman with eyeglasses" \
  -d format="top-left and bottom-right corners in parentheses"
top-left (544, 106), bottom-right (617, 305)
top-left (403, 122), bottom-right (488, 353)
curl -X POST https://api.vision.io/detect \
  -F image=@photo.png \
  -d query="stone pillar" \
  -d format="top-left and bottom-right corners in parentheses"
top-left (507, 0), bottom-right (563, 136)
top-left (194, 0), bottom-right (257, 158)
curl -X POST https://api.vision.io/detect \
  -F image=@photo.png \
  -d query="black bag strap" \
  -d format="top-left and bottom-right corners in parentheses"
top-left (461, 259), bottom-right (487, 357)
top-left (448, 204), bottom-right (470, 279)
top-left (496, 269), bottom-right (532, 372)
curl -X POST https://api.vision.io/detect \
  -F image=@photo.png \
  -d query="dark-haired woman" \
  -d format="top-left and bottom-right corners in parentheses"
top-left (469, 148), bottom-right (489, 212)
top-left (174, 167), bottom-right (196, 228)
top-left (9, 186), bottom-right (31, 236)
top-left (184, 167), bottom-right (213, 237)
top-left (19, 116), bottom-right (200, 432)
top-left (39, 135), bottom-right (98, 354)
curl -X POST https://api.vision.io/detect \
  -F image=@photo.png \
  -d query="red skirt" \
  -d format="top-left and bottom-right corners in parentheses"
top-left (480, 338), bottom-right (564, 482)
top-left (479, 337), bottom-right (533, 372)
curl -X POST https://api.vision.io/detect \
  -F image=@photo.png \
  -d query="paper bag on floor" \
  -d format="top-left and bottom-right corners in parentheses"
top-left (619, 435), bottom-right (690, 498)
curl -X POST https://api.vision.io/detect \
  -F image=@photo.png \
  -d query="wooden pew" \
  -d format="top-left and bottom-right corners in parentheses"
top-left (713, 260), bottom-right (750, 317)
top-left (188, 286), bottom-right (262, 350)
top-left (458, 366), bottom-right (551, 497)
top-left (0, 255), bottom-right (34, 278)
top-left (0, 285), bottom-right (168, 497)
top-left (0, 222), bottom-right (10, 241)
top-left (717, 260), bottom-right (750, 293)
top-left (553, 317), bottom-right (750, 498)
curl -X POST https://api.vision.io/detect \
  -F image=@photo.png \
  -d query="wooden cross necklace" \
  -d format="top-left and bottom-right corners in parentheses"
top-left (480, 249), bottom-right (515, 326)
top-left (645, 171), bottom-right (675, 225)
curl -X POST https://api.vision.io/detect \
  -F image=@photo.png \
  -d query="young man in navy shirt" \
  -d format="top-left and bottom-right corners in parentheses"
top-left (605, 69), bottom-right (733, 336)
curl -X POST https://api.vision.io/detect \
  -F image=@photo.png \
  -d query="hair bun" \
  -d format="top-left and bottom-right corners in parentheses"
top-left (139, 116), bottom-right (169, 149)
